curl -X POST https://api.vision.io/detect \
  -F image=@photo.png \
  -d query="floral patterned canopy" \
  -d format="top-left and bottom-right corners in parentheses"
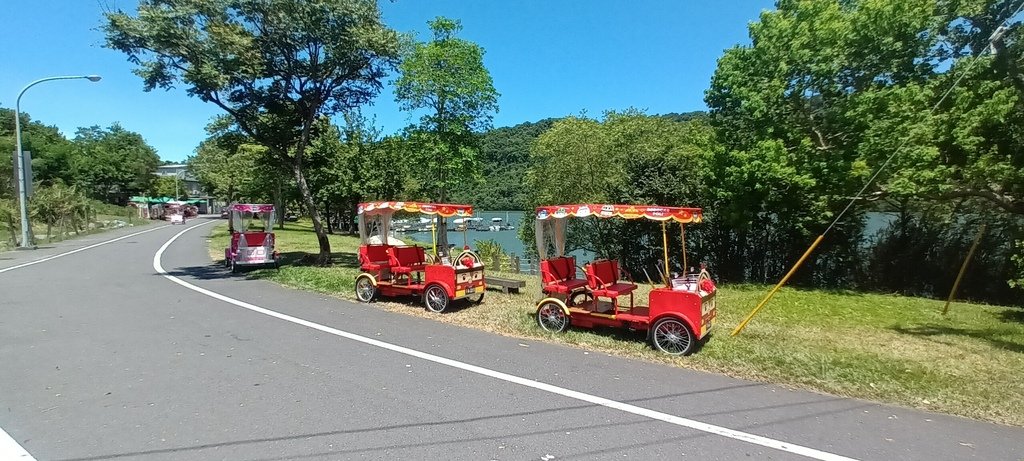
top-left (229, 204), bottom-right (276, 213)
top-left (358, 201), bottom-right (473, 218)
top-left (534, 204), bottom-right (702, 223)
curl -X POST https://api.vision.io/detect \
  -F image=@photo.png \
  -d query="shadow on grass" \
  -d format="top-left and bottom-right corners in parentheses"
top-left (273, 250), bottom-right (358, 267)
top-left (997, 308), bottom-right (1024, 324)
top-left (892, 324), bottom-right (1024, 353)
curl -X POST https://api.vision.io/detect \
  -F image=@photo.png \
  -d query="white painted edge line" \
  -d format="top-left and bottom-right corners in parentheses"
top-left (154, 223), bottom-right (858, 461)
top-left (0, 224), bottom-right (171, 274)
top-left (0, 426), bottom-right (36, 460)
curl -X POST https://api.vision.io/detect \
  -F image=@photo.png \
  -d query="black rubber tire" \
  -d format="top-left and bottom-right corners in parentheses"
top-left (423, 285), bottom-right (450, 313)
top-left (355, 275), bottom-right (377, 303)
top-left (536, 301), bottom-right (570, 333)
top-left (650, 317), bottom-right (695, 356)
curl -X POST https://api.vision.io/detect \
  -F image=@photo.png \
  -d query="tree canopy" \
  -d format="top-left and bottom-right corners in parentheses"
top-left (394, 16), bottom-right (499, 255)
top-left (104, 0), bottom-right (400, 264)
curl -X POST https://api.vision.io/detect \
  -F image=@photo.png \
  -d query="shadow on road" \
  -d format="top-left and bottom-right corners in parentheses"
top-left (160, 263), bottom-right (247, 281)
top-left (55, 383), bottom-right (862, 461)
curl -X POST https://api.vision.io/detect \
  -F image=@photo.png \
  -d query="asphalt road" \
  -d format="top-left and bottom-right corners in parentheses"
top-left (2, 217), bottom-right (1022, 461)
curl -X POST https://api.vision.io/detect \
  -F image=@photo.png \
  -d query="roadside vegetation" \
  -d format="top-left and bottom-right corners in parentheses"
top-left (0, 184), bottom-right (148, 251)
top-left (208, 220), bottom-right (1024, 427)
top-left (1, 108), bottom-right (163, 250)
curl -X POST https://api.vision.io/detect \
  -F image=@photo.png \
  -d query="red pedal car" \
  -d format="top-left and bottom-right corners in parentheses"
top-left (533, 204), bottom-right (717, 355)
top-left (355, 201), bottom-right (485, 313)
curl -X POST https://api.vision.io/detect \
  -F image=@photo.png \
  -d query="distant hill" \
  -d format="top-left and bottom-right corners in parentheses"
top-left (454, 111), bottom-right (706, 210)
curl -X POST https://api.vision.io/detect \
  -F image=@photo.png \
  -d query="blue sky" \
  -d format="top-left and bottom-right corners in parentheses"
top-left (0, 0), bottom-right (775, 162)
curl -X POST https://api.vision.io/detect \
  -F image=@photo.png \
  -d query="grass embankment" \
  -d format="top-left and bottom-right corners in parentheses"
top-left (208, 220), bottom-right (1024, 426)
top-left (1, 204), bottom-right (150, 252)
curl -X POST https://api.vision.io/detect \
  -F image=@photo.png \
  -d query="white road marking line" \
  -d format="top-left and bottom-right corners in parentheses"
top-left (154, 223), bottom-right (858, 461)
top-left (0, 224), bottom-right (171, 274)
top-left (0, 426), bottom-right (36, 460)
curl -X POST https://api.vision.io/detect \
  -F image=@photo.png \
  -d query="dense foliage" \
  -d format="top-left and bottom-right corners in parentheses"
top-left (104, 0), bottom-right (401, 264)
top-left (394, 16), bottom-right (499, 254)
top-left (0, 108), bottom-right (160, 247)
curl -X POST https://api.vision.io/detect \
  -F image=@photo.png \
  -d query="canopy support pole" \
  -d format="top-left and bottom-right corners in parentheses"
top-left (732, 234), bottom-right (824, 336)
top-left (431, 220), bottom-right (438, 259)
top-left (681, 224), bottom-right (687, 274)
top-left (943, 223), bottom-right (986, 316)
top-left (661, 221), bottom-right (670, 287)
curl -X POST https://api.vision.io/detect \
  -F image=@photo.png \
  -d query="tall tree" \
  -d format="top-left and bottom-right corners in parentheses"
top-left (705, 0), bottom-right (1024, 286)
top-left (71, 124), bottom-right (160, 203)
top-left (104, 0), bottom-right (400, 264)
top-left (394, 16), bottom-right (499, 257)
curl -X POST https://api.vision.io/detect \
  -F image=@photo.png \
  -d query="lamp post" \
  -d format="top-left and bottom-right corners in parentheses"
top-left (15, 75), bottom-right (102, 249)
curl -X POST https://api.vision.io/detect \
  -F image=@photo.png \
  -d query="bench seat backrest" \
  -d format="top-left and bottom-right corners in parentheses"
top-left (586, 259), bottom-right (619, 290)
top-left (541, 256), bottom-right (577, 284)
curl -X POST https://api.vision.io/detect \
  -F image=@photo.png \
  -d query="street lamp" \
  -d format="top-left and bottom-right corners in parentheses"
top-left (14, 75), bottom-right (102, 249)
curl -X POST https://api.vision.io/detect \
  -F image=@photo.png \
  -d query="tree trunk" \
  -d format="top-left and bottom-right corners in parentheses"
top-left (325, 201), bottom-right (333, 234)
top-left (292, 158), bottom-right (331, 265)
top-left (274, 179), bottom-right (285, 230)
top-left (436, 214), bottom-right (450, 260)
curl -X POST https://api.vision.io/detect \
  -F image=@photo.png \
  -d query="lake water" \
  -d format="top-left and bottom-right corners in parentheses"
top-left (401, 210), bottom-right (528, 253)
top-left (402, 210), bottom-right (899, 260)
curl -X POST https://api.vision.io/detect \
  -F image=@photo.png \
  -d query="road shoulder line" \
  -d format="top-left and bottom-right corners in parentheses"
top-left (154, 221), bottom-right (857, 461)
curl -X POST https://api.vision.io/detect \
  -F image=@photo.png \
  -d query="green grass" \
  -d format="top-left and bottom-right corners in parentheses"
top-left (1, 206), bottom-right (151, 251)
top-left (209, 220), bottom-right (1024, 426)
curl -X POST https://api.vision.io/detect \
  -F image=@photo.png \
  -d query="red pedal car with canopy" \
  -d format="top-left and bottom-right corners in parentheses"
top-left (224, 203), bottom-right (280, 273)
top-left (355, 201), bottom-right (485, 313)
top-left (533, 204), bottom-right (717, 355)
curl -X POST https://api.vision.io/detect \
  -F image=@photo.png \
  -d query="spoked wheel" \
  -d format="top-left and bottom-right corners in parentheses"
top-left (355, 276), bottom-right (377, 303)
top-left (424, 285), bottom-right (450, 313)
top-left (536, 301), bottom-right (570, 333)
top-left (651, 318), bottom-right (695, 356)
top-left (467, 292), bottom-right (485, 304)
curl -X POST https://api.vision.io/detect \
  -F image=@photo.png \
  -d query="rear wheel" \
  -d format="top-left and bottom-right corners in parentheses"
top-left (650, 318), bottom-right (695, 355)
top-left (424, 285), bottom-right (450, 313)
top-left (536, 301), bottom-right (570, 333)
top-left (355, 276), bottom-right (377, 303)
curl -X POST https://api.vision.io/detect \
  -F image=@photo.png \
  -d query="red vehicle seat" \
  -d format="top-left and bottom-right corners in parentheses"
top-left (389, 246), bottom-right (427, 274)
top-left (586, 259), bottom-right (637, 298)
top-left (359, 244), bottom-right (391, 271)
top-left (541, 256), bottom-right (587, 295)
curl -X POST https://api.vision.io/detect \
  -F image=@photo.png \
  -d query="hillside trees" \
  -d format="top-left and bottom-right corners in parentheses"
top-left (104, 0), bottom-right (400, 265)
top-left (705, 0), bottom-right (1024, 291)
top-left (522, 111), bottom-right (715, 275)
top-left (394, 16), bottom-right (499, 256)
top-left (452, 119), bottom-right (557, 210)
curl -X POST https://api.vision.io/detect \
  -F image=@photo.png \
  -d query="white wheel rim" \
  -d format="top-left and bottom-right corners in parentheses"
top-left (426, 287), bottom-right (447, 312)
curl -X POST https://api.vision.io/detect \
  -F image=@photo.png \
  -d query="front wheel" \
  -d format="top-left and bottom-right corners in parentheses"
top-left (536, 301), bottom-right (570, 333)
top-left (424, 285), bottom-right (450, 313)
top-left (467, 292), bottom-right (485, 304)
top-left (355, 275), bottom-right (377, 303)
top-left (650, 318), bottom-right (695, 356)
